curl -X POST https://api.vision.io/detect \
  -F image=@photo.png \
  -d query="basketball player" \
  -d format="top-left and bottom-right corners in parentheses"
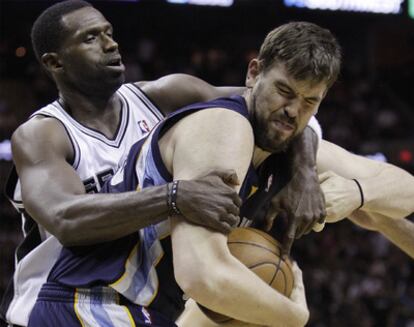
top-left (27, 21), bottom-right (344, 327)
top-left (1, 1), bottom-right (326, 326)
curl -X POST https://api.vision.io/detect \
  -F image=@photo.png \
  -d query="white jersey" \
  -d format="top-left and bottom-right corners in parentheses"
top-left (2, 83), bottom-right (163, 326)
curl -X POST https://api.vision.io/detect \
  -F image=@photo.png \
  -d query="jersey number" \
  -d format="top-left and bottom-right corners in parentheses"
top-left (83, 168), bottom-right (114, 193)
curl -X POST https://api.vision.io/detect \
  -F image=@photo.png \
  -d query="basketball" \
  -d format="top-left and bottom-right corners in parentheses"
top-left (198, 227), bottom-right (295, 324)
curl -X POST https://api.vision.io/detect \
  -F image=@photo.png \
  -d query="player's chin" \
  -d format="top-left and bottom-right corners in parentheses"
top-left (105, 72), bottom-right (125, 89)
top-left (266, 134), bottom-right (292, 153)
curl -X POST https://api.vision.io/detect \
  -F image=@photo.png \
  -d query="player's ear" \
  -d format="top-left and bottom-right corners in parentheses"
top-left (41, 52), bottom-right (63, 74)
top-left (245, 59), bottom-right (261, 88)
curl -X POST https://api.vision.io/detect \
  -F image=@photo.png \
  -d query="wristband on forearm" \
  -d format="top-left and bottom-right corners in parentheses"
top-left (352, 179), bottom-right (364, 209)
top-left (167, 180), bottom-right (182, 216)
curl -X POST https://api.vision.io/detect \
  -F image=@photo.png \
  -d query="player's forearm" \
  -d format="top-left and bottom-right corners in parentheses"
top-left (375, 214), bottom-right (414, 259)
top-left (172, 221), bottom-right (307, 326)
top-left (32, 186), bottom-right (168, 246)
top-left (290, 126), bottom-right (318, 169)
top-left (186, 256), bottom-right (307, 327)
top-left (359, 164), bottom-right (414, 218)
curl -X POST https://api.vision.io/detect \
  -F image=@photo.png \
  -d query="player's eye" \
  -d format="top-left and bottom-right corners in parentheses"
top-left (278, 87), bottom-right (294, 98)
top-left (84, 35), bottom-right (96, 43)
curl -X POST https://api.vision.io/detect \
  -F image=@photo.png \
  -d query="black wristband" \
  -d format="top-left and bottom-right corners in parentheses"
top-left (167, 180), bottom-right (182, 216)
top-left (352, 179), bottom-right (364, 209)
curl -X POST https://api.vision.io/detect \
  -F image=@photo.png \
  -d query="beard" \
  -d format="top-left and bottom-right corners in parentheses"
top-left (253, 123), bottom-right (293, 153)
top-left (250, 94), bottom-right (296, 153)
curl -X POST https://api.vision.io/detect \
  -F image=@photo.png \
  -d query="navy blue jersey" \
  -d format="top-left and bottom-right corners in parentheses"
top-left (45, 95), bottom-right (289, 322)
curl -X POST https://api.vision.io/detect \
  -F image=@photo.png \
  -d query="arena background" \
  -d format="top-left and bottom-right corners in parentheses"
top-left (0, 0), bottom-right (413, 326)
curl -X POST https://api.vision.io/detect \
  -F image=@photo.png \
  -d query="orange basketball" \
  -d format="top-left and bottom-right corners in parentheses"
top-left (199, 227), bottom-right (295, 324)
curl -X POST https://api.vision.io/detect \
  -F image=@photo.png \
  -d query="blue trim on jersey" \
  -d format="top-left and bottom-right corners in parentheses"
top-left (125, 227), bottom-right (159, 299)
top-left (90, 287), bottom-right (115, 327)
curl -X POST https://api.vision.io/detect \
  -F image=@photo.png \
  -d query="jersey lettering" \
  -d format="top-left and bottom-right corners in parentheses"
top-left (82, 168), bottom-right (115, 193)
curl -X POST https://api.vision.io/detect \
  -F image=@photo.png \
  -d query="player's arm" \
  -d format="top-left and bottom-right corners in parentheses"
top-left (349, 211), bottom-right (414, 259)
top-left (317, 140), bottom-right (414, 220)
top-left (161, 109), bottom-right (308, 326)
top-left (137, 74), bottom-right (244, 116)
top-left (12, 117), bottom-right (239, 246)
top-left (266, 123), bottom-right (325, 255)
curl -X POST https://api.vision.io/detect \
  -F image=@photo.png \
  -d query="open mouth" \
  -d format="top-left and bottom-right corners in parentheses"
top-left (273, 120), bottom-right (294, 131)
top-left (106, 58), bottom-right (122, 66)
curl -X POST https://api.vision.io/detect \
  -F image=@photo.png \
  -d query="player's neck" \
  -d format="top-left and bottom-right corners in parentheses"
top-left (252, 146), bottom-right (271, 168)
top-left (59, 92), bottom-right (122, 138)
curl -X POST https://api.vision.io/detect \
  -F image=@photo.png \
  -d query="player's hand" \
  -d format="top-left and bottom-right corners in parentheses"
top-left (177, 169), bottom-right (242, 233)
top-left (319, 171), bottom-right (362, 223)
top-left (288, 262), bottom-right (309, 327)
top-left (265, 166), bottom-right (326, 256)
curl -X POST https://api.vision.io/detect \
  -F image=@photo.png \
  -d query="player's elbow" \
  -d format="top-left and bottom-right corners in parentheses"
top-left (49, 210), bottom-right (75, 246)
top-left (174, 256), bottom-right (232, 305)
top-left (51, 206), bottom-right (85, 246)
top-left (174, 259), bottom-right (212, 300)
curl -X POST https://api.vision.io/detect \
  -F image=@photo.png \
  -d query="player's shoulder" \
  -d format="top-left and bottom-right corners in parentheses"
top-left (174, 107), bottom-right (254, 147)
top-left (13, 115), bottom-right (66, 141)
top-left (12, 115), bottom-right (73, 158)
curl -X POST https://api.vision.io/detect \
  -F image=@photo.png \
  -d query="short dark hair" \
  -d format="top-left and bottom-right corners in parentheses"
top-left (258, 22), bottom-right (342, 88)
top-left (31, 0), bottom-right (93, 62)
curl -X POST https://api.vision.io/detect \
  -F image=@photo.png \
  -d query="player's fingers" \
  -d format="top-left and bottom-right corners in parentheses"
top-left (318, 209), bottom-right (327, 224)
top-left (210, 218), bottom-right (232, 234)
top-left (209, 168), bottom-right (240, 186)
top-left (264, 209), bottom-right (277, 231)
top-left (226, 202), bottom-right (240, 216)
top-left (295, 216), bottom-right (313, 239)
top-left (220, 213), bottom-right (240, 228)
top-left (282, 221), bottom-right (297, 256)
top-left (318, 171), bottom-right (335, 184)
top-left (232, 193), bottom-right (242, 208)
top-left (312, 221), bottom-right (325, 232)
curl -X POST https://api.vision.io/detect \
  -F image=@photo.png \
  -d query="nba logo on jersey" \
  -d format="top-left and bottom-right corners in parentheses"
top-left (138, 120), bottom-right (151, 134)
top-left (265, 174), bottom-right (274, 192)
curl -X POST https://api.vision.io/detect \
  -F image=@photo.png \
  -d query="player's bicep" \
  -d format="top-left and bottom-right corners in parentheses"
top-left (171, 216), bottom-right (229, 288)
top-left (12, 118), bottom-right (85, 228)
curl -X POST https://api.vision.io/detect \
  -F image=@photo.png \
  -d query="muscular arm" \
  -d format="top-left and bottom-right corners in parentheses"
top-left (317, 140), bottom-right (414, 219)
top-left (13, 117), bottom-right (238, 246)
top-left (349, 212), bottom-right (414, 259)
top-left (161, 109), bottom-right (308, 326)
top-left (137, 74), bottom-right (244, 116)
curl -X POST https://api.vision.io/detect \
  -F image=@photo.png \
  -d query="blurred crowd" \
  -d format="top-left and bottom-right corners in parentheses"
top-left (1, 2), bottom-right (413, 326)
